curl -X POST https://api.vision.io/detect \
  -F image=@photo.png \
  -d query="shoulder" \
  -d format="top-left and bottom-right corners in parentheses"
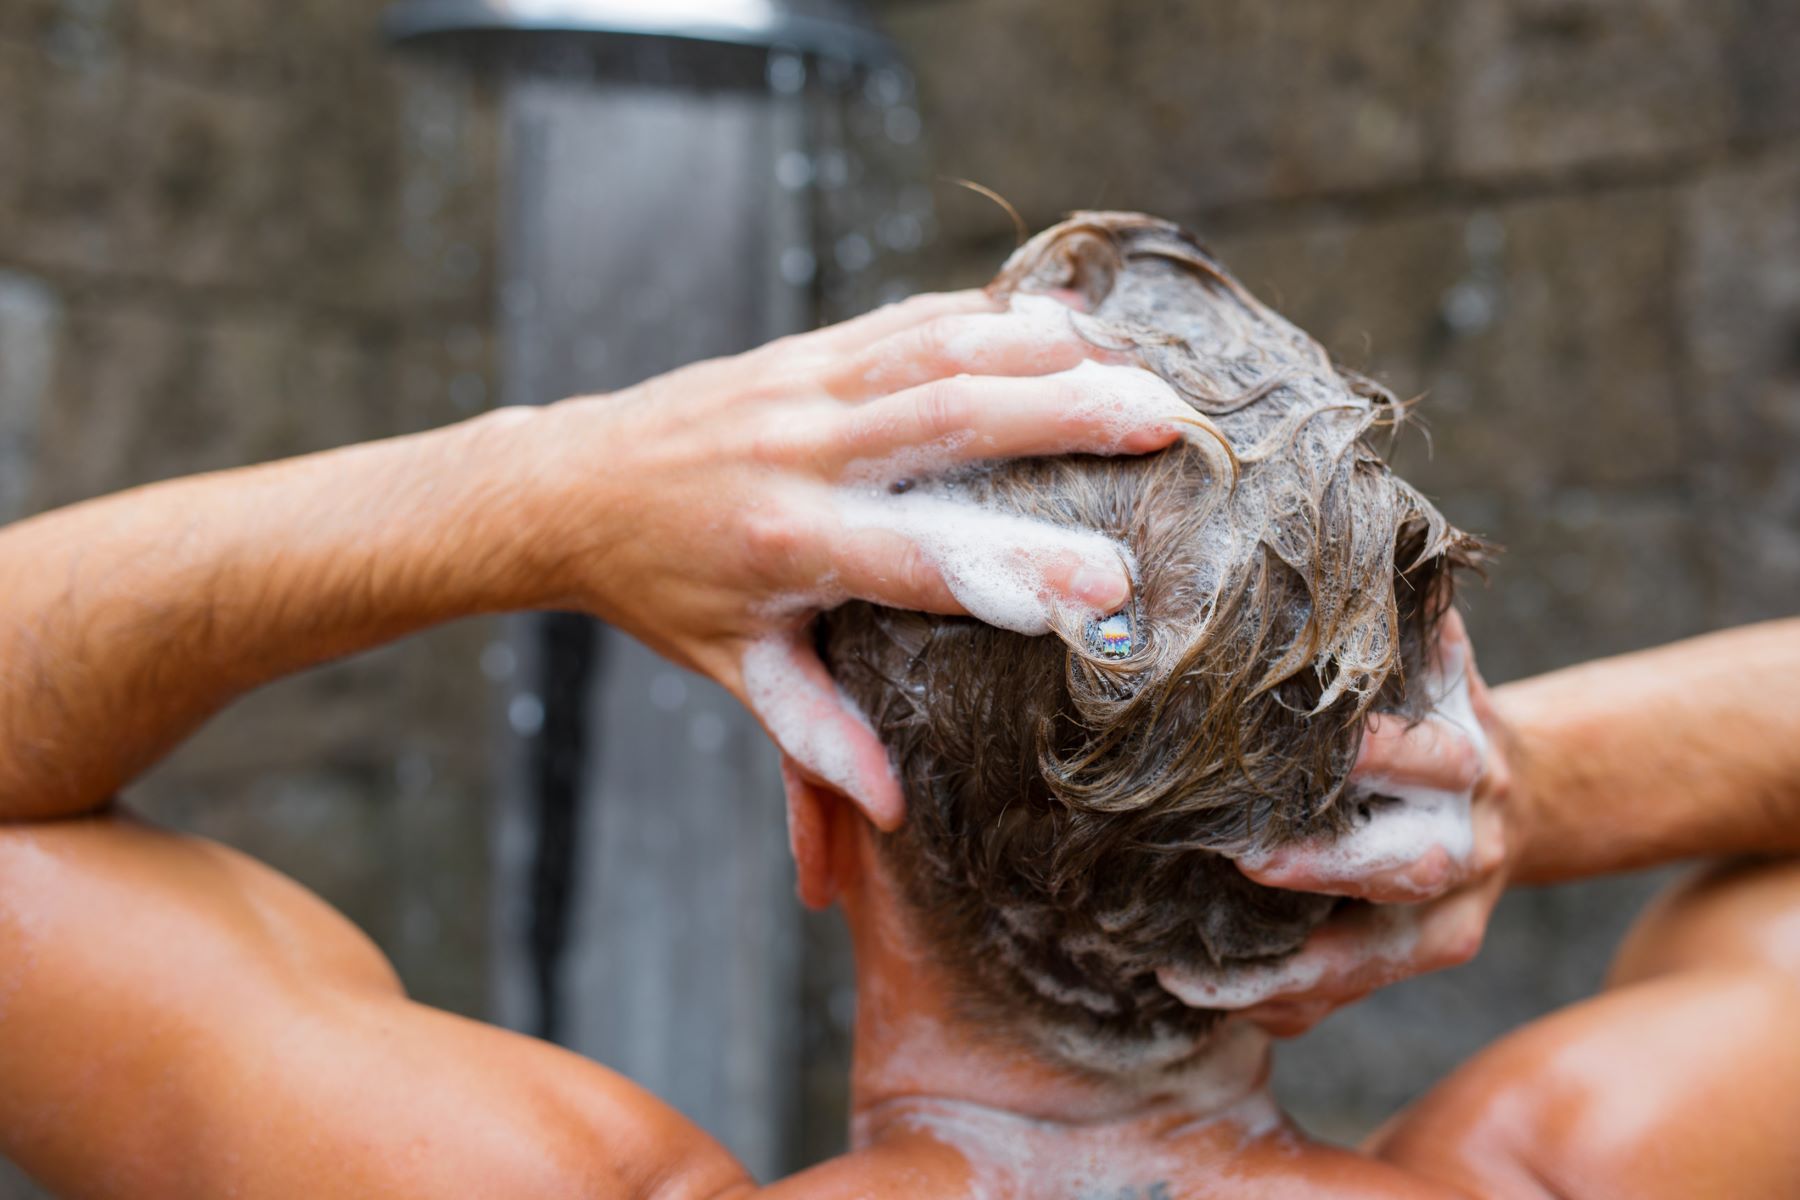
top-left (0, 815), bottom-right (754, 1200)
top-left (1370, 966), bottom-right (1800, 1200)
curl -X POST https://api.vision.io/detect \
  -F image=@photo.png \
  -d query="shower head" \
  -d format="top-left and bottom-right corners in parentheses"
top-left (383, 0), bottom-right (894, 62)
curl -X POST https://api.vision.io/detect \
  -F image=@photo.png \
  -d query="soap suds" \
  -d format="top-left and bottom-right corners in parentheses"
top-left (1155, 907), bottom-right (1421, 1010)
top-left (1233, 643), bottom-right (1489, 898)
top-left (837, 489), bottom-right (1133, 635)
top-left (941, 292), bottom-right (1087, 369)
top-left (742, 636), bottom-right (878, 806)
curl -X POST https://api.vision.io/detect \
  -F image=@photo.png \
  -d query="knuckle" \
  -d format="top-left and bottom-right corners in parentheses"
top-left (913, 316), bottom-right (964, 365)
top-left (1408, 848), bottom-right (1457, 897)
top-left (1437, 914), bottom-right (1487, 967)
top-left (1453, 738), bottom-right (1485, 790)
top-left (912, 378), bottom-right (975, 439)
top-left (1475, 829), bottom-right (1508, 875)
top-left (742, 508), bottom-right (807, 575)
top-left (889, 537), bottom-right (941, 599)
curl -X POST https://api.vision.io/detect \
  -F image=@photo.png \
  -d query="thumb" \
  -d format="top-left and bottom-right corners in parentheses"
top-left (740, 632), bottom-right (904, 830)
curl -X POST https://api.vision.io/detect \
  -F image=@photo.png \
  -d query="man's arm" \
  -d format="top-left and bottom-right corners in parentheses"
top-left (0, 412), bottom-right (548, 820)
top-left (1499, 618), bottom-right (1800, 884)
top-left (0, 290), bottom-right (1193, 824)
top-left (1373, 858), bottom-right (1800, 1198)
top-left (0, 813), bottom-right (757, 1199)
top-left (1229, 616), bottom-right (1800, 1034)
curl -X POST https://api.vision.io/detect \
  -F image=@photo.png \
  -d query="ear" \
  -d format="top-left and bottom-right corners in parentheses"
top-left (779, 756), bottom-right (851, 910)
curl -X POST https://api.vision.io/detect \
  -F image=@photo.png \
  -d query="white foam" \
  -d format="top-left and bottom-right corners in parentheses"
top-left (844, 359), bottom-right (1226, 487)
top-left (866, 1069), bottom-right (1284, 1200)
top-left (839, 428), bottom-right (976, 489)
top-left (1231, 647), bottom-right (1488, 896)
top-left (1155, 907), bottom-right (1421, 1010)
top-left (1155, 952), bottom-right (1327, 1011)
top-left (861, 292), bottom-right (1079, 390)
top-left (1053, 359), bottom-right (1230, 457)
top-left (942, 292), bottom-right (1082, 366)
top-left (741, 636), bottom-right (878, 808)
top-left (836, 489), bottom-right (1134, 635)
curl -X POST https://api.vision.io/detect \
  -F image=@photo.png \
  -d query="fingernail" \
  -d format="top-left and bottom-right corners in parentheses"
top-left (1070, 561), bottom-right (1130, 611)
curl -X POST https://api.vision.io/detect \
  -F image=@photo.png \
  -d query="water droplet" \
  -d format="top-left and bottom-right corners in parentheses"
top-left (688, 711), bottom-right (729, 755)
top-left (650, 671), bottom-right (688, 712)
top-left (884, 106), bottom-right (921, 145)
top-left (878, 212), bottom-right (923, 253)
top-left (865, 67), bottom-right (911, 108)
top-left (775, 149), bottom-right (815, 190)
top-left (816, 149), bottom-right (850, 190)
top-left (509, 693), bottom-right (546, 737)
top-left (767, 52), bottom-right (806, 96)
top-left (1440, 282), bottom-right (1497, 333)
top-left (780, 247), bottom-right (817, 286)
top-left (835, 233), bottom-right (874, 274)
top-left (481, 641), bottom-right (517, 682)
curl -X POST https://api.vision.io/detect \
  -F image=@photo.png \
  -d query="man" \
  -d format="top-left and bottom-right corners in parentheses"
top-left (1, 214), bottom-right (1797, 1198)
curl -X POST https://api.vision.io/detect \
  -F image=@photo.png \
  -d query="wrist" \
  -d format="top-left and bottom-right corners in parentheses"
top-left (1491, 679), bottom-right (1586, 886)
top-left (447, 397), bottom-right (637, 616)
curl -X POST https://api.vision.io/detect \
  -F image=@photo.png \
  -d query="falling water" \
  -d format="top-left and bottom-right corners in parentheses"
top-left (394, 11), bottom-right (935, 1176)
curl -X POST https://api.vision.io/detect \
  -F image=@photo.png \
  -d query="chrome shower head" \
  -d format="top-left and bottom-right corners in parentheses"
top-left (383, 0), bottom-right (894, 62)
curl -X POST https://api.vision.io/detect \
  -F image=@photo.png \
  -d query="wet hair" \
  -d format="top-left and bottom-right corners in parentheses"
top-left (820, 213), bottom-right (1482, 1073)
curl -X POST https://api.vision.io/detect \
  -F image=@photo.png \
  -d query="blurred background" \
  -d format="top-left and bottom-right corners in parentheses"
top-left (2, 0), bottom-right (1798, 1192)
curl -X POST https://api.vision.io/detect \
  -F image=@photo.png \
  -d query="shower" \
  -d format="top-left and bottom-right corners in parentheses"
top-left (386, 0), bottom-right (930, 1175)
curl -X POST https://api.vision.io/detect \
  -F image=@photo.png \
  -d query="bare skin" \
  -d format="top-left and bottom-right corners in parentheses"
top-left (4, 738), bottom-right (1798, 1198)
top-left (1, 290), bottom-right (1798, 1194)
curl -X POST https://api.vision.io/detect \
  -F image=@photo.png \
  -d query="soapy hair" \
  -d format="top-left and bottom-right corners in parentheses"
top-left (820, 213), bottom-right (1483, 1072)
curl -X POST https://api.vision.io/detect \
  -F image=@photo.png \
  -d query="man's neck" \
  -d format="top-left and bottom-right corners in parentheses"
top-left (846, 932), bottom-right (1290, 1194)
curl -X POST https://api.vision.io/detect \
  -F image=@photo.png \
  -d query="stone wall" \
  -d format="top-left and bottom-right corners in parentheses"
top-left (0, 4), bottom-right (501, 1192)
top-left (4, 0), bottom-right (1800, 1190)
top-left (879, 0), bottom-right (1800, 1139)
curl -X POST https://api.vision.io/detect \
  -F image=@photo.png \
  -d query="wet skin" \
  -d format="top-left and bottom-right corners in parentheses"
top-left (2, 813), bottom-right (1798, 1198)
top-left (0, 287), bottom-right (1797, 1195)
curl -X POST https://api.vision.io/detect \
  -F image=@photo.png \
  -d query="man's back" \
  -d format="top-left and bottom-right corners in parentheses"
top-left (8, 814), bottom-right (1797, 1199)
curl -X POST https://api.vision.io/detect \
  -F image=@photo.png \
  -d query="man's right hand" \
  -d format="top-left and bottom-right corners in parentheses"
top-left (512, 289), bottom-right (1212, 827)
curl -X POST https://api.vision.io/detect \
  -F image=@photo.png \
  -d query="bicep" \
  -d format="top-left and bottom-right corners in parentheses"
top-left (1371, 969), bottom-right (1800, 1200)
top-left (0, 814), bottom-right (749, 1200)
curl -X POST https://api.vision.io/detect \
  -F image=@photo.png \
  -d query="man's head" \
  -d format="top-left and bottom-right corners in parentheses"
top-left (811, 213), bottom-right (1480, 1074)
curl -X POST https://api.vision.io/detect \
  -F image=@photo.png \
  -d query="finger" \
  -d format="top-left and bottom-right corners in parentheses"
top-left (1242, 779), bottom-right (1509, 904)
top-left (1156, 904), bottom-right (1424, 1012)
top-left (1241, 834), bottom-right (1473, 903)
top-left (807, 289), bottom-right (1003, 355)
top-left (739, 633), bottom-right (904, 830)
top-left (832, 492), bottom-right (1133, 625)
top-left (1352, 712), bottom-right (1483, 791)
top-left (1239, 745), bottom-right (1480, 903)
top-left (1236, 998), bottom-right (1338, 1040)
top-left (835, 364), bottom-right (1228, 482)
top-left (1234, 882), bottom-right (1498, 1023)
top-left (827, 526), bottom-right (961, 616)
top-left (824, 295), bottom-right (1113, 400)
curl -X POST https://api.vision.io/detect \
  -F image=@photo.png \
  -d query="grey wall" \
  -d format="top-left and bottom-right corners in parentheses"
top-left (0, 4), bottom-right (503, 1193)
top-left (4, 1), bottom-right (1800, 1193)
top-left (878, 0), bottom-right (1800, 1139)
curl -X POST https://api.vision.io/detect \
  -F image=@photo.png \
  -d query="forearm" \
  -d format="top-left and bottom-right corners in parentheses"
top-left (0, 407), bottom-right (572, 820)
top-left (1501, 619), bottom-right (1800, 885)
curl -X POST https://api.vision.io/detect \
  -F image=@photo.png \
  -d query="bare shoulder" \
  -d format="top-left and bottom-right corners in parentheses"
top-left (1370, 964), bottom-right (1800, 1199)
top-left (0, 814), bottom-right (750, 1200)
